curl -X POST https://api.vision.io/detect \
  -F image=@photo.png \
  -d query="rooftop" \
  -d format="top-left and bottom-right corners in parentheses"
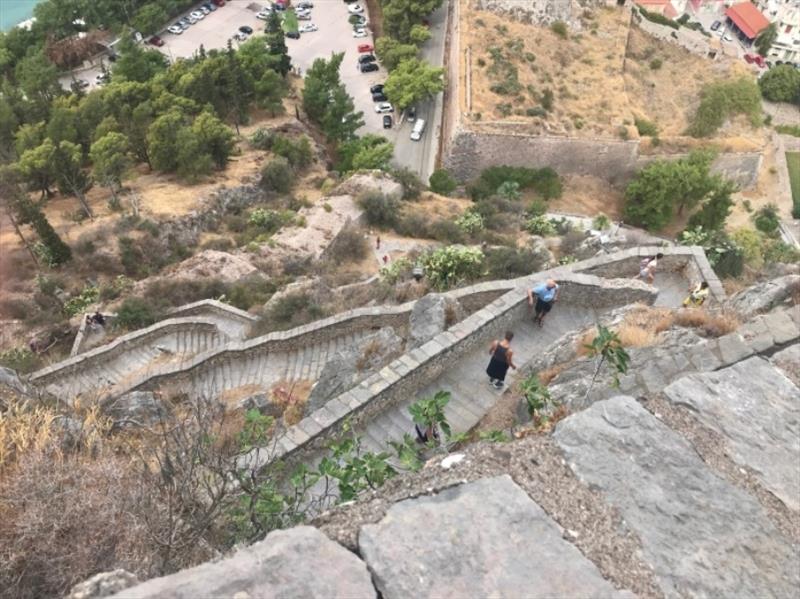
top-left (726, 2), bottom-right (771, 39)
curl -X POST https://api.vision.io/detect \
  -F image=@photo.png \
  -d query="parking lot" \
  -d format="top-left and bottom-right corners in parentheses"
top-left (60, 0), bottom-right (445, 179)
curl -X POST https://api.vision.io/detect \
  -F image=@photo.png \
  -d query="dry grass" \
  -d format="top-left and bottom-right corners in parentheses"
top-left (270, 380), bottom-right (313, 426)
top-left (538, 362), bottom-right (570, 385)
top-left (673, 308), bottom-right (739, 338)
top-left (576, 305), bottom-right (674, 355)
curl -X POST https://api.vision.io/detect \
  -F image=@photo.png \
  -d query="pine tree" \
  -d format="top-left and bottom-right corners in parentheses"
top-left (265, 12), bottom-right (291, 76)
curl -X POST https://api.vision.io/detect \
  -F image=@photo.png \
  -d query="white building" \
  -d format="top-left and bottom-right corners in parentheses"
top-left (756, 0), bottom-right (800, 65)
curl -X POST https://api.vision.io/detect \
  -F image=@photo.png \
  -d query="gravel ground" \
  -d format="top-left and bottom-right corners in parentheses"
top-left (640, 395), bottom-right (800, 547)
top-left (314, 434), bottom-right (663, 598)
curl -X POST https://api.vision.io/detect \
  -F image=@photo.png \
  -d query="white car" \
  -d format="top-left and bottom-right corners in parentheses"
top-left (353, 28), bottom-right (367, 38)
top-left (190, 10), bottom-right (205, 19)
top-left (298, 12), bottom-right (312, 20)
top-left (257, 10), bottom-right (271, 19)
top-left (296, 8), bottom-right (311, 16)
top-left (348, 4), bottom-right (364, 13)
top-left (233, 32), bottom-right (249, 41)
top-left (374, 102), bottom-right (393, 113)
top-left (299, 23), bottom-right (318, 32)
top-left (167, 24), bottom-right (184, 34)
top-left (199, 5), bottom-right (211, 14)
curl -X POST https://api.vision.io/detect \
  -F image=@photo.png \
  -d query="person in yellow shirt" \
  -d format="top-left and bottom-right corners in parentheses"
top-left (683, 281), bottom-right (709, 307)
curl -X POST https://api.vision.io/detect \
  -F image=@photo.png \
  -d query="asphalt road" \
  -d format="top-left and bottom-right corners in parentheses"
top-left (59, 0), bottom-right (448, 181)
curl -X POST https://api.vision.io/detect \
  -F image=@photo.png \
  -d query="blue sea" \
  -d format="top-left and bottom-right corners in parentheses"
top-left (1, 0), bottom-right (41, 31)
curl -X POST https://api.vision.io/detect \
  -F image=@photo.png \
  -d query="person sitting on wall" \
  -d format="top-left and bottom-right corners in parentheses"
top-left (683, 281), bottom-right (709, 307)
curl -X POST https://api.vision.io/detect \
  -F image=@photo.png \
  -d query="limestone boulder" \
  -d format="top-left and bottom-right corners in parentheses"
top-left (307, 327), bottom-right (404, 412)
top-left (336, 171), bottom-right (403, 202)
top-left (112, 526), bottom-right (375, 598)
top-left (358, 475), bottom-right (626, 598)
top-left (165, 250), bottom-right (258, 283)
top-left (728, 274), bottom-right (800, 317)
top-left (103, 391), bottom-right (170, 429)
top-left (554, 395), bottom-right (799, 598)
top-left (408, 293), bottom-right (464, 348)
top-left (69, 569), bottom-right (139, 599)
top-left (772, 343), bottom-right (800, 387)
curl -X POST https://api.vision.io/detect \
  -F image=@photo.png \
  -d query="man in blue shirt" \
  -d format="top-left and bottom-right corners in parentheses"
top-left (527, 278), bottom-right (559, 327)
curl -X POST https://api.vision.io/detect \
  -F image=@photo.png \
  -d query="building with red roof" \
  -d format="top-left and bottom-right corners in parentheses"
top-left (725, 2), bottom-right (770, 40)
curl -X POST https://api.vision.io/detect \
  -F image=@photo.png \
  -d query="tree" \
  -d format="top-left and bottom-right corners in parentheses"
top-left (90, 132), bottom-right (131, 207)
top-left (175, 128), bottom-right (213, 182)
top-left (382, 0), bottom-right (443, 42)
top-left (755, 23), bottom-right (777, 57)
top-left (53, 140), bottom-right (93, 219)
top-left (147, 109), bottom-right (186, 172)
top-left (384, 58), bottom-right (444, 110)
top-left (0, 98), bottom-right (19, 158)
top-left (686, 179), bottom-right (736, 232)
top-left (375, 37), bottom-right (418, 71)
top-left (255, 70), bottom-right (287, 116)
top-left (225, 42), bottom-right (253, 132)
top-left (759, 65), bottom-right (800, 105)
top-left (265, 11), bottom-right (291, 76)
top-left (303, 53), bottom-right (351, 130)
top-left (346, 135), bottom-right (394, 171)
top-left (409, 24), bottom-right (432, 45)
top-left (322, 86), bottom-right (364, 144)
top-left (623, 151), bottom-right (720, 230)
top-left (133, 3), bottom-right (168, 36)
top-left (113, 32), bottom-right (168, 82)
top-left (260, 156), bottom-right (294, 193)
top-left (14, 122), bottom-right (45, 157)
top-left (14, 50), bottom-right (61, 120)
top-left (191, 111), bottom-right (235, 169)
top-left (18, 138), bottom-right (56, 198)
top-left (46, 102), bottom-right (79, 145)
top-left (429, 169), bottom-right (456, 195)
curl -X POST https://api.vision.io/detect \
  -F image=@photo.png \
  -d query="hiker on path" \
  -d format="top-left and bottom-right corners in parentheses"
top-left (486, 330), bottom-right (517, 389)
top-left (683, 281), bottom-right (709, 307)
top-left (528, 279), bottom-right (559, 328)
top-left (636, 253), bottom-right (664, 285)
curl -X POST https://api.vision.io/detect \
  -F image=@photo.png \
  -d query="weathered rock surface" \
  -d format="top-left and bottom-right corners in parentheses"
top-left (103, 391), bottom-right (170, 428)
top-left (772, 343), bottom-right (800, 387)
top-left (165, 250), bottom-right (258, 282)
top-left (236, 392), bottom-right (285, 419)
top-left (729, 274), bottom-right (800, 317)
top-left (263, 277), bottom-right (331, 313)
top-left (336, 171), bottom-right (404, 202)
top-left (554, 395), bottom-right (799, 598)
top-left (113, 526), bottom-right (375, 598)
top-left (308, 327), bottom-right (404, 412)
top-left (663, 357), bottom-right (800, 511)
top-left (408, 293), bottom-right (464, 348)
top-left (69, 569), bottom-right (139, 599)
top-left (358, 475), bottom-right (626, 599)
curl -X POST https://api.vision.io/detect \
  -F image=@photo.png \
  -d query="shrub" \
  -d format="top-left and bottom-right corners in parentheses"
top-left (775, 124), bottom-right (800, 137)
top-left (393, 213), bottom-right (431, 238)
top-left (637, 6), bottom-right (679, 29)
top-left (429, 169), bottom-right (457, 196)
top-left (115, 297), bottom-right (160, 330)
top-left (63, 285), bottom-right (100, 317)
top-left (390, 167), bottom-right (424, 201)
top-left (649, 58), bottom-right (662, 70)
top-left (758, 64), bottom-right (800, 105)
top-left (485, 247), bottom-right (547, 278)
top-left (327, 225), bottom-right (369, 263)
top-left (592, 213), bottom-right (611, 230)
top-left (429, 219), bottom-right (466, 244)
top-left (379, 257), bottom-right (413, 284)
top-left (541, 88), bottom-right (554, 111)
top-left (358, 191), bottom-right (401, 227)
top-left (525, 215), bottom-right (557, 236)
top-left (550, 21), bottom-right (568, 39)
top-left (271, 135), bottom-right (313, 170)
top-left (455, 210), bottom-right (484, 235)
top-left (248, 208), bottom-right (296, 233)
top-left (527, 199), bottom-right (548, 217)
top-left (0, 347), bottom-right (41, 374)
top-left (260, 157), bottom-right (294, 193)
top-left (634, 117), bottom-right (658, 137)
top-left (679, 227), bottom-right (744, 278)
top-left (250, 128), bottom-right (275, 150)
top-left (254, 292), bottom-right (325, 334)
top-left (753, 203), bottom-right (781, 237)
top-left (731, 227), bottom-right (765, 268)
top-left (687, 77), bottom-right (762, 138)
top-left (419, 246), bottom-right (485, 290)
top-left (470, 165), bottom-right (562, 201)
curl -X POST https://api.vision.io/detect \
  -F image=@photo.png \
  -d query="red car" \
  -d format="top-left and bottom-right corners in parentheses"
top-left (357, 43), bottom-right (373, 53)
top-left (213, 0), bottom-right (225, 6)
top-left (744, 53), bottom-right (766, 68)
top-left (148, 35), bottom-right (165, 46)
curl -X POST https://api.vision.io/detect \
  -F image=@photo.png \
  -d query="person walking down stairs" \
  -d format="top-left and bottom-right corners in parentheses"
top-left (636, 253), bottom-right (664, 285)
top-left (527, 279), bottom-right (559, 328)
top-left (486, 330), bottom-right (517, 389)
top-left (683, 281), bottom-right (709, 307)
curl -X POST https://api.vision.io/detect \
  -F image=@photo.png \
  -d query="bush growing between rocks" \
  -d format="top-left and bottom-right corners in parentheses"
top-left (455, 210), bottom-right (485, 235)
top-left (359, 191), bottom-right (401, 227)
top-left (753, 203), bottom-right (780, 237)
top-left (390, 167), bottom-right (424, 201)
top-left (115, 297), bottom-right (161, 331)
top-left (252, 292), bottom-right (326, 335)
top-left (484, 247), bottom-right (547, 279)
top-left (420, 246), bottom-right (485, 290)
top-left (525, 215), bottom-right (558, 236)
top-left (327, 225), bottom-right (369, 263)
top-left (468, 165), bottom-right (562, 202)
top-left (260, 157), bottom-right (294, 194)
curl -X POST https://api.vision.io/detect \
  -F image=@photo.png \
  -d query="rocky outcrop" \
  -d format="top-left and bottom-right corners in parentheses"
top-left (553, 395), bottom-right (799, 598)
top-left (335, 171), bottom-right (403, 202)
top-left (103, 391), bottom-right (170, 429)
top-left (729, 274), bottom-right (800, 317)
top-left (663, 357), bottom-right (800, 511)
top-left (359, 475), bottom-right (626, 598)
top-left (772, 343), bottom-right (800, 386)
top-left (307, 327), bottom-right (404, 413)
top-left (162, 250), bottom-right (258, 283)
top-left (68, 570), bottom-right (138, 599)
top-left (408, 293), bottom-right (464, 348)
top-left (112, 526), bottom-right (375, 598)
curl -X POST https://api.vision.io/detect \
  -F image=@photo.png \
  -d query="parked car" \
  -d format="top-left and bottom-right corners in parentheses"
top-left (178, 17), bottom-right (191, 27)
top-left (239, 25), bottom-right (254, 34)
top-left (299, 23), bottom-right (318, 32)
top-left (298, 13), bottom-right (312, 20)
top-left (190, 10), bottom-right (205, 19)
top-left (233, 32), bottom-right (248, 41)
top-left (406, 106), bottom-right (416, 121)
top-left (722, 33), bottom-right (733, 42)
top-left (372, 92), bottom-right (387, 102)
top-left (257, 9), bottom-right (271, 19)
top-left (370, 83), bottom-right (384, 94)
top-left (199, 5), bottom-right (211, 14)
top-left (148, 35), bottom-right (165, 46)
top-left (286, 30), bottom-right (300, 39)
top-left (95, 73), bottom-right (110, 85)
top-left (352, 15), bottom-right (367, 26)
top-left (186, 14), bottom-right (198, 24)
top-left (374, 102), bottom-right (393, 113)
top-left (212, 0), bottom-right (225, 6)
top-left (410, 118), bottom-right (426, 141)
top-left (74, 79), bottom-right (90, 89)
top-left (710, 20), bottom-right (721, 31)
top-left (168, 24), bottom-right (184, 34)
top-left (358, 54), bottom-right (376, 65)
top-left (203, 2), bottom-right (217, 11)
top-left (360, 62), bottom-right (378, 72)
top-left (297, 1), bottom-right (314, 8)
top-left (296, 8), bottom-right (311, 16)
top-left (348, 4), bottom-right (364, 13)
top-left (357, 43), bottom-right (374, 53)
top-left (383, 115), bottom-right (393, 129)
top-left (353, 28), bottom-right (368, 38)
